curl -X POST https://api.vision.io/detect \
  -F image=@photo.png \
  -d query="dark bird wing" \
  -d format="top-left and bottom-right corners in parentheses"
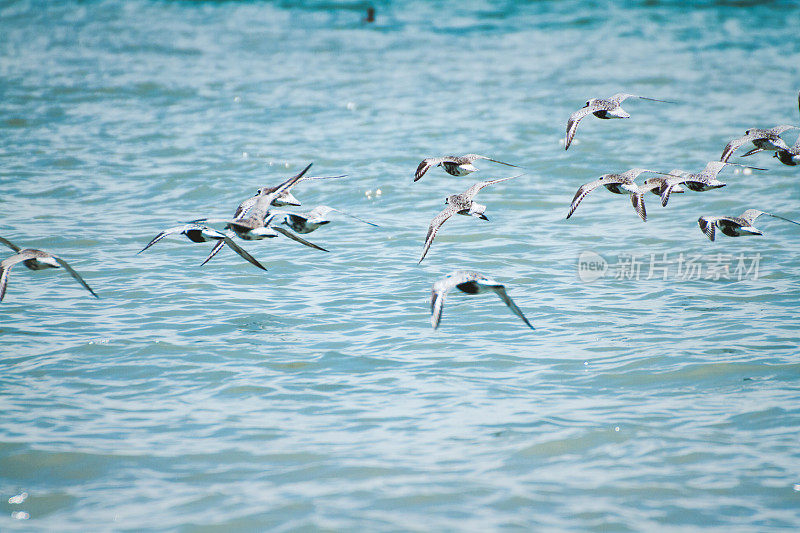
top-left (327, 207), bottom-right (380, 227)
top-left (52, 255), bottom-right (99, 298)
top-left (613, 93), bottom-right (677, 105)
top-left (138, 226), bottom-right (193, 254)
top-left (566, 179), bottom-right (608, 219)
top-left (414, 158), bottom-right (445, 182)
top-left (630, 192), bottom-right (646, 222)
top-left (221, 237), bottom-right (269, 270)
top-left (766, 213), bottom-right (800, 227)
top-left (271, 226), bottom-right (329, 252)
top-left (565, 106), bottom-right (595, 150)
top-left (200, 237), bottom-right (268, 270)
top-left (488, 284), bottom-right (535, 330)
top-left (271, 163), bottom-right (314, 198)
top-left (720, 133), bottom-right (756, 162)
top-left (418, 205), bottom-right (460, 264)
top-left (0, 236), bottom-right (21, 253)
top-left (697, 216), bottom-right (719, 241)
top-left (470, 154), bottom-right (521, 169)
top-left (200, 239), bottom-right (227, 267)
top-left (740, 147), bottom-right (768, 157)
top-left (659, 176), bottom-right (687, 207)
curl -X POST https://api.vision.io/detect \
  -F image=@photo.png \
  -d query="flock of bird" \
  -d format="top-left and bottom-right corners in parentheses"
top-left (137, 164), bottom-right (364, 271)
top-left (3, 91), bottom-right (800, 330)
top-left (561, 91), bottom-right (800, 241)
top-left (0, 164), bottom-right (378, 304)
top-left (414, 90), bottom-right (800, 329)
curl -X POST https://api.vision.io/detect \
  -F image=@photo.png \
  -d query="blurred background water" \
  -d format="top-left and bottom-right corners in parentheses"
top-left (1, 0), bottom-right (800, 530)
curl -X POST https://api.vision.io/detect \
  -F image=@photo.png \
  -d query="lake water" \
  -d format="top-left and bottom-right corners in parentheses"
top-left (2, 0), bottom-right (800, 530)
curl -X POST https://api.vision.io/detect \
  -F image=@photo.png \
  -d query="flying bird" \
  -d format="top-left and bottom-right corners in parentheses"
top-left (414, 154), bottom-right (520, 182)
top-left (429, 271), bottom-right (534, 330)
top-left (280, 205), bottom-right (378, 234)
top-left (137, 224), bottom-right (267, 271)
top-left (566, 168), bottom-right (679, 222)
top-left (720, 125), bottom-right (798, 162)
top-left (565, 93), bottom-right (675, 150)
top-left (0, 236), bottom-right (98, 302)
top-left (641, 171), bottom-right (687, 198)
top-left (200, 213), bottom-right (328, 267)
top-left (659, 161), bottom-right (766, 207)
top-left (233, 172), bottom-right (347, 213)
top-left (698, 209), bottom-right (800, 241)
top-left (418, 174), bottom-right (523, 263)
top-left (195, 163), bottom-right (329, 265)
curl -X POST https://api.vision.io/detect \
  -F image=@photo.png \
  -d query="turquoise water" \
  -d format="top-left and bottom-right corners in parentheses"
top-left (2, 0), bottom-right (800, 530)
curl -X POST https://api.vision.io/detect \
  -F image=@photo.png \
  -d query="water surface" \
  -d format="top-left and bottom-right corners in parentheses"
top-left (2, 0), bottom-right (800, 530)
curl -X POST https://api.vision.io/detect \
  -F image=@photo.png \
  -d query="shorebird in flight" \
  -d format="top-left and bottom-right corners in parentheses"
top-left (566, 168), bottom-right (679, 222)
top-left (698, 209), bottom-right (800, 241)
top-left (138, 224), bottom-right (268, 271)
top-left (0, 236), bottom-right (98, 302)
top-left (429, 271), bottom-right (534, 330)
top-left (280, 205), bottom-right (378, 234)
top-left (641, 171), bottom-right (687, 198)
top-left (414, 154), bottom-right (520, 182)
top-left (233, 171), bottom-right (347, 212)
top-left (565, 93), bottom-right (675, 150)
top-left (659, 161), bottom-right (766, 207)
top-left (193, 163), bottom-right (320, 228)
top-left (196, 164), bottom-right (329, 266)
top-left (720, 125), bottom-right (798, 162)
top-left (418, 174), bottom-right (523, 263)
top-left (191, 163), bottom-right (327, 241)
top-left (199, 212), bottom-right (327, 267)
